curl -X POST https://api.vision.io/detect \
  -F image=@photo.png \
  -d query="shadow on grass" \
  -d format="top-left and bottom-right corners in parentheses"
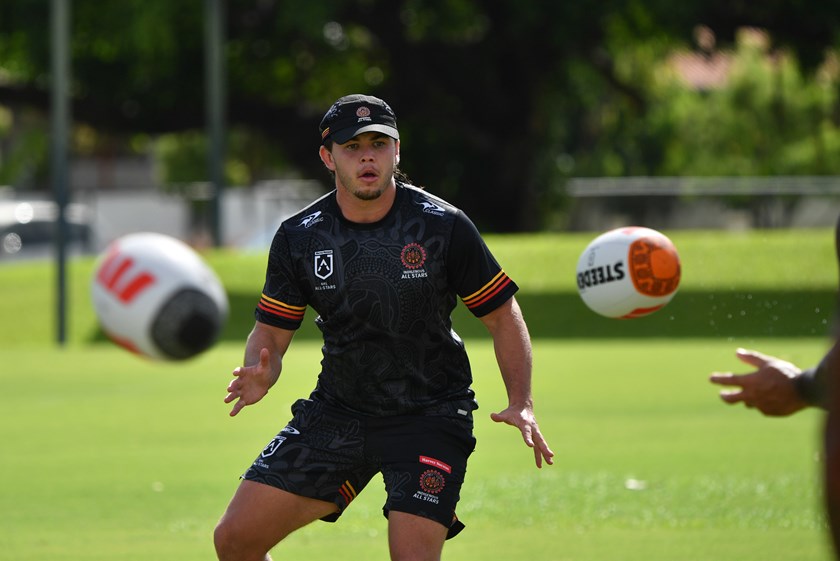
top-left (89, 288), bottom-right (838, 344)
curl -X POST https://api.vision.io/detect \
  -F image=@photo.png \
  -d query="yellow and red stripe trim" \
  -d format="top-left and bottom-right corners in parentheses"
top-left (461, 270), bottom-right (512, 311)
top-left (338, 480), bottom-right (357, 505)
top-left (257, 294), bottom-right (306, 322)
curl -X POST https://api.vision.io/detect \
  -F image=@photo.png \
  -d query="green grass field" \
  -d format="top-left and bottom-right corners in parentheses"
top-left (0, 229), bottom-right (837, 560)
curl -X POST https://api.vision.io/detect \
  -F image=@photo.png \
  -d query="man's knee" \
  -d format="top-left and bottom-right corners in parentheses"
top-left (212, 518), bottom-right (239, 560)
top-left (388, 511), bottom-right (447, 561)
top-left (214, 517), bottom-right (271, 561)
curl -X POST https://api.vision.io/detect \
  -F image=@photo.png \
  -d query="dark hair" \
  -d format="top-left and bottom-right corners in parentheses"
top-left (395, 167), bottom-right (418, 188)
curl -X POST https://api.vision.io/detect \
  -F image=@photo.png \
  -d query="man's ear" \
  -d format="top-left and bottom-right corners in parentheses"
top-left (319, 145), bottom-right (335, 171)
top-left (395, 140), bottom-right (400, 165)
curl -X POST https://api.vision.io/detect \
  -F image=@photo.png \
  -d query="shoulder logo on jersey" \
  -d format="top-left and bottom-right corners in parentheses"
top-left (299, 210), bottom-right (324, 228)
top-left (400, 243), bottom-right (428, 280)
top-left (416, 200), bottom-right (445, 216)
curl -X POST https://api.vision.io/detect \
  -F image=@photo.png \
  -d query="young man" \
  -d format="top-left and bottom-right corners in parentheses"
top-left (214, 94), bottom-right (554, 561)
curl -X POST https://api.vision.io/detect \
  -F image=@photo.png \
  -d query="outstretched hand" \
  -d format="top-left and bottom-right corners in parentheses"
top-left (709, 347), bottom-right (808, 417)
top-left (224, 348), bottom-right (274, 417)
top-left (490, 405), bottom-right (555, 468)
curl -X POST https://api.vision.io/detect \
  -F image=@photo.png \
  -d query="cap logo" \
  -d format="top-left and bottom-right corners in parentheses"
top-left (320, 96), bottom-right (398, 144)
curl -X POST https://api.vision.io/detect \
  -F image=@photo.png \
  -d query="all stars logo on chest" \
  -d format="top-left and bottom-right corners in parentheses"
top-left (400, 243), bottom-right (428, 279)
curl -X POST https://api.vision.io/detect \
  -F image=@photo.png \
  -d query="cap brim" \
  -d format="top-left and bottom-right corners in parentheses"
top-left (328, 124), bottom-right (399, 145)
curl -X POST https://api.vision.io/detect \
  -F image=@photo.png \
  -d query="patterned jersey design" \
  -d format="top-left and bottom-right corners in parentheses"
top-left (255, 184), bottom-right (518, 415)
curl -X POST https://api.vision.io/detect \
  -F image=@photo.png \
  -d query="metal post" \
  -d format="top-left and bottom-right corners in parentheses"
top-left (205, 0), bottom-right (226, 247)
top-left (50, 0), bottom-right (70, 345)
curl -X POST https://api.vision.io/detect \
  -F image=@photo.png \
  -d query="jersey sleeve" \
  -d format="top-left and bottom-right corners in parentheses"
top-left (254, 225), bottom-right (307, 329)
top-left (796, 361), bottom-right (828, 409)
top-left (447, 210), bottom-right (518, 317)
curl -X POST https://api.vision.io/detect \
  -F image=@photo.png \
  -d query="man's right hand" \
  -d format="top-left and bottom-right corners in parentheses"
top-left (225, 347), bottom-right (273, 417)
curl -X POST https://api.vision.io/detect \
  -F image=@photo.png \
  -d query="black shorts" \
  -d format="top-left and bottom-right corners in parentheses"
top-left (242, 398), bottom-right (476, 538)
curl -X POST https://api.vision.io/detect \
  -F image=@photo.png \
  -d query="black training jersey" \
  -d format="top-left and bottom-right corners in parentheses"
top-left (255, 183), bottom-right (518, 416)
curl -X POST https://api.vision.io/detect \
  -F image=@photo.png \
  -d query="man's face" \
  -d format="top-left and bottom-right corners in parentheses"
top-left (319, 132), bottom-right (400, 201)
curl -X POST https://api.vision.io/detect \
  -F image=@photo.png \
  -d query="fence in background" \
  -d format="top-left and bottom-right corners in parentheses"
top-left (566, 176), bottom-right (840, 231)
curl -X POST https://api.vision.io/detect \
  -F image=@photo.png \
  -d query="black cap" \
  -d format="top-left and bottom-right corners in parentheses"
top-left (319, 94), bottom-right (399, 145)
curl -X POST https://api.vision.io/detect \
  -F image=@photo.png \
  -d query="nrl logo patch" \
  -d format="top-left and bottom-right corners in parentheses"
top-left (260, 435), bottom-right (287, 458)
top-left (314, 249), bottom-right (334, 280)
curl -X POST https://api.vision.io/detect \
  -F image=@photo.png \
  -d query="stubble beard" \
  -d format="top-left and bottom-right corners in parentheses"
top-left (337, 169), bottom-right (390, 201)
top-left (351, 185), bottom-right (386, 201)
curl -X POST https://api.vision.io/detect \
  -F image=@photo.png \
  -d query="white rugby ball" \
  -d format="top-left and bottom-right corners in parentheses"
top-left (576, 227), bottom-right (681, 319)
top-left (91, 232), bottom-right (229, 360)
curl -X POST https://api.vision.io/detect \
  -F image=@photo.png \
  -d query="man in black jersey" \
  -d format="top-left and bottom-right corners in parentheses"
top-left (213, 94), bottom-right (554, 561)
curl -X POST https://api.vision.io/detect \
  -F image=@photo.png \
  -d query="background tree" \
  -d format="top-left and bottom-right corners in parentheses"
top-left (1, 0), bottom-right (839, 231)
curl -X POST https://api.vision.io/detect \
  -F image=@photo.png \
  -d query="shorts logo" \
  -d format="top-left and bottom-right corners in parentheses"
top-left (260, 435), bottom-right (287, 458)
top-left (315, 250), bottom-right (334, 280)
top-left (419, 469), bottom-right (446, 494)
top-left (281, 425), bottom-right (300, 435)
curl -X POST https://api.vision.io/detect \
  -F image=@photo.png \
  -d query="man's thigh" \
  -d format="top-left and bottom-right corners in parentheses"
top-left (374, 414), bottom-right (475, 533)
top-left (388, 510), bottom-right (448, 561)
top-left (242, 399), bottom-right (379, 518)
top-left (217, 480), bottom-right (339, 550)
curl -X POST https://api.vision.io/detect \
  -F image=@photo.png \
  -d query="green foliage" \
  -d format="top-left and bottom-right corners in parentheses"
top-left (2, 1), bottom-right (840, 230)
top-left (565, 30), bottom-right (840, 181)
top-left (649, 33), bottom-right (840, 176)
top-left (0, 112), bottom-right (48, 186)
top-left (155, 127), bottom-right (288, 186)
